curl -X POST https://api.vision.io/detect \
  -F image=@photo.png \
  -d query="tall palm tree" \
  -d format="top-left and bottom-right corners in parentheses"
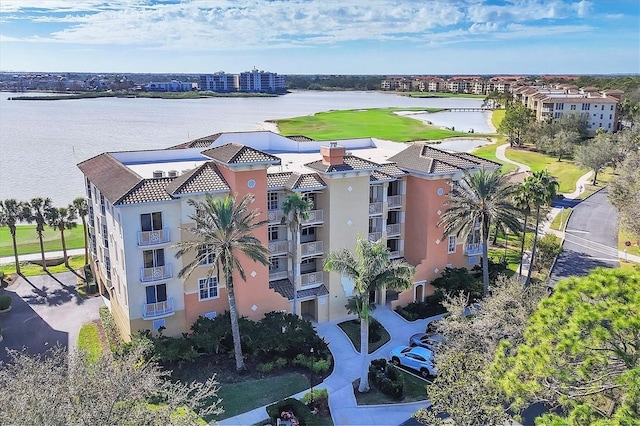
top-left (281, 193), bottom-right (313, 316)
top-left (525, 170), bottom-right (559, 285)
top-left (73, 197), bottom-right (89, 265)
top-left (513, 183), bottom-right (534, 277)
top-left (324, 235), bottom-right (415, 392)
top-left (22, 197), bottom-right (53, 271)
top-left (46, 205), bottom-right (78, 268)
top-left (174, 194), bottom-right (269, 371)
top-left (438, 169), bottom-right (520, 296)
top-left (0, 199), bottom-right (25, 274)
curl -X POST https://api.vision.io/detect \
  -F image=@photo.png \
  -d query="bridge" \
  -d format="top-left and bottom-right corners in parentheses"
top-left (444, 107), bottom-right (494, 112)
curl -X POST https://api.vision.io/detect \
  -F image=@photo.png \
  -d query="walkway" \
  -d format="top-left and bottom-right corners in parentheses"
top-left (495, 143), bottom-right (530, 172)
top-left (0, 248), bottom-right (85, 266)
top-left (220, 306), bottom-right (442, 425)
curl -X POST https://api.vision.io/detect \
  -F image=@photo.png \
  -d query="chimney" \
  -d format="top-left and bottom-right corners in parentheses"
top-left (320, 142), bottom-right (346, 166)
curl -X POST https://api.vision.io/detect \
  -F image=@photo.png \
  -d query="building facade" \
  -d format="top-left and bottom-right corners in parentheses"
top-left (238, 69), bottom-right (286, 93)
top-left (199, 73), bottom-right (237, 92)
top-left (78, 132), bottom-right (496, 340)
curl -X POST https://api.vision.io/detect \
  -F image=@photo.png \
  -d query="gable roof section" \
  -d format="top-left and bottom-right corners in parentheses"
top-left (267, 172), bottom-right (293, 189)
top-left (117, 177), bottom-right (176, 205)
top-left (201, 143), bottom-right (281, 166)
top-left (304, 155), bottom-right (380, 174)
top-left (77, 153), bottom-right (143, 204)
top-left (169, 133), bottom-right (222, 149)
top-left (285, 173), bottom-right (327, 191)
top-left (165, 162), bottom-right (230, 195)
top-left (388, 144), bottom-right (500, 175)
top-left (379, 163), bottom-right (408, 177)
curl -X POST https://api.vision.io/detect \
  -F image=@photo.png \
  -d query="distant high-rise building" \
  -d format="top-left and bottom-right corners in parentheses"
top-left (199, 72), bottom-right (237, 92)
top-left (238, 68), bottom-right (285, 93)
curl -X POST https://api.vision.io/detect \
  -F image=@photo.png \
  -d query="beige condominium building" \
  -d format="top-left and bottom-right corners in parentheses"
top-left (78, 131), bottom-right (498, 339)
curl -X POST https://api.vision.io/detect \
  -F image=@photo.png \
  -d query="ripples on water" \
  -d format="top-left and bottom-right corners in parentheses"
top-left (0, 91), bottom-right (492, 205)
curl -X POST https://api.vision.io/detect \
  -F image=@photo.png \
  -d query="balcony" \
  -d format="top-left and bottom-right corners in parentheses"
top-left (389, 250), bottom-right (403, 259)
top-left (368, 232), bottom-right (382, 242)
top-left (298, 241), bottom-right (324, 258)
top-left (464, 243), bottom-right (483, 256)
top-left (140, 264), bottom-right (172, 282)
top-left (269, 270), bottom-right (289, 281)
top-left (301, 271), bottom-right (325, 287)
top-left (387, 195), bottom-right (402, 209)
top-left (142, 298), bottom-right (175, 319)
top-left (138, 229), bottom-right (170, 246)
top-left (369, 202), bottom-right (383, 215)
top-left (386, 223), bottom-right (401, 237)
top-left (267, 210), bottom-right (285, 224)
top-left (302, 209), bottom-right (324, 225)
top-left (268, 240), bottom-right (289, 256)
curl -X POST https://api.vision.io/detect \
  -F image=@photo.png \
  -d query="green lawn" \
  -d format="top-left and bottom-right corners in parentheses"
top-left (619, 227), bottom-right (640, 258)
top-left (0, 224), bottom-right (86, 257)
top-left (550, 208), bottom-right (572, 232)
top-left (213, 372), bottom-right (309, 421)
top-left (492, 109), bottom-right (505, 130)
top-left (471, 142), bottom-right (518, 174)
top-left (274, 108), bottom-right (469, 141)
top-left (353, 368), bottom-right (428, 405)
top-left (337, 319), bottom-right (390, 354)
top-left (0, 256), bottom-right (86, 276)
top-left (503, 148), bottom-right (588, 193)
top-left (78, 322), bottom-right (104, 363)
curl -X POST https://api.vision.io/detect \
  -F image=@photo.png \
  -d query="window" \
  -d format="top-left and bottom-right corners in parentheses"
top-left (448, 236), bottom-right (456, 254)
top-left (267, 193), bottom-right (279, 210)
top-left (570, 104), bottom-right (576, 110)
top-left (611, 105), bottom-right (614, 111)
top-left (102, 222), bottom-right (109, 248)
top-left (105, 256), bottom-right (112, 279)
top-left (199, 277), bottom-right (219, 301)
top-left (152, 319), bottom-right (165, 331)
top-left (581, 103), bottom-right (590, 111)
top-left (555, 103), bottom-right (564, 110)
top-left (269, 258), bottom-right (281, 272)
top-left (301, 227), bottom-right (315, 237)
top-left (197, 244), bottom-right (215, 265)
top-left (600, 114), bottom-right (603, 119)
top-left (141, 212), bottom-right (162, 231)
top-left (268, 225), bottom-right (280, 241)
top-left (143, 248), bottom-right (165, 268)
top-left (609, 114), bottom-right (613, 119)
top-left (601, 105), bottom-right (604, 110)
top-left (302, 193), bottom-right (317, 209)
top-left (204, 311), bottom-right (217, 320)
top-left (146, 283), bottom-right (167, 304)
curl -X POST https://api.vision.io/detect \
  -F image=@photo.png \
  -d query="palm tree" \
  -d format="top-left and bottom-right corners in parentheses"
top-left (281, 193), bottom-right (313, 316)
top-left (524, 170), bottom-right (559, 285)
top-left (46, 205), bottom-right (78, 268)
top-left (174, 194), bottom-right (269, 371)
top-left (438, 169), bottom-right (520, 296)
top-left (513, 183), bottom-right (534, 277)
top-left (0, 199), bottom-right (25, 274)
top-left (73, 197), bottom-right (89, 265)
top-left (22, 197), bottom-right (53, 271)
top-left (324, 235), bottom-right (415, 392)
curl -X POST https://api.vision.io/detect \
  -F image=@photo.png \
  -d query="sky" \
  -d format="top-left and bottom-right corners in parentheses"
top-left (0, 0), bottom-right (639, 75)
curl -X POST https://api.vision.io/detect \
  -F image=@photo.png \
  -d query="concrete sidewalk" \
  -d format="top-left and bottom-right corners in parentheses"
top-left (220, 306), bottom-right (440, 426)
top-left (0, 248), bottom-right (85, 266)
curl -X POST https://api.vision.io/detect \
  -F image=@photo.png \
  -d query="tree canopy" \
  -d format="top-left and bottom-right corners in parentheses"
top-left (497, 104), bottom-right (535, 146)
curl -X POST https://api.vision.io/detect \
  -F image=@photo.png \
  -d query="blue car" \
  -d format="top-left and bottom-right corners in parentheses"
top-left (389, 345), bottom-right (437, 378)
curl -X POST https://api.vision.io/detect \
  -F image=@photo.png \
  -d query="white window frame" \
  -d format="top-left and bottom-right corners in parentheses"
top-left (199, 277), bottom-right (219, 301)
top-left (447, 235), bottom-right (456, 254)
top-left (198, 244), bottom-right (215, 265)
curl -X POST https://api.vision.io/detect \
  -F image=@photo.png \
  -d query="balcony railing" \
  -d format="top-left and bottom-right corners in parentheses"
top-left (368, 232), bottom-right (382, 242)
top-left (298, 241), bottom-right (324, 258)
top-left (268, 210), bottom-right (285, 224)
top-left (142, 298), bottom-right (175, 319)
top-left (138, 229), bottom-right (170, 246)
top-left (140, 264), bottom-right (172, 282)
top-left (369, 202), bottom-right (383, 215)
top-left (386, 223), bottom-right (401, 237)
top-left (268, 240), bottom-right (289, 255)
top-left (269, 270), bottom-right (289, 281)
top-left (301, 271), bottom-right (325, 287)
top-left (387, 195), bottom-right (402, 208)
top-left (464, 243), bottom-right (483, 255)
top-left (389, 250), bottom-right (402, 259)
top-left (302, 209), bottom-right (323, 225)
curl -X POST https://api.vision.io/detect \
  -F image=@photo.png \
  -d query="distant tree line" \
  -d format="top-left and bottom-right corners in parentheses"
top-left (285, 75), bottom-right (384, 90)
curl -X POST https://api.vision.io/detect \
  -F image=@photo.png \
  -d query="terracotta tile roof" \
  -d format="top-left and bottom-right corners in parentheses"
top-left (117, 178), bottom-right (175, 205)
top-left (370, 170), bottom-right (395, 183)
top-left (267, 172), bottom-right (293, 189)
top-left (379, 163), bottom-right (407, 177)
top-left (169, 133), bottom-right (222, 149)
top-left (388, 144), bottom-right (499, 175)
top-left (201, 143), bottom-right (281, 166)
top-left (285, 173), bottom-right (327, 191)
top-left (287, 135), bottom-right (316, 142)
top-left (269, 279), bottom-right (329, 300)
top-left (77, 153), bottom-right (142, 204)
top-left (165, 162), bottom-right (230, 195)
top-left (304, 155), bottom-right (380, 173)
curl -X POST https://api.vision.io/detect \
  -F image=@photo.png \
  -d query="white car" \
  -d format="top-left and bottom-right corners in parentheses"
top-left (389, 345), bottom-right (437, 378)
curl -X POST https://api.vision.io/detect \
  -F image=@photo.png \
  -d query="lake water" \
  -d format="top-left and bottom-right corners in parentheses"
top-left (0, 91), bottom-right (492, 206)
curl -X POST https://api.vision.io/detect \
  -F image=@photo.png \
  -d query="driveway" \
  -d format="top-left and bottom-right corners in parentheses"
top-left (549, 189), bottom-right (619, 287)
top-left (0, 271), bottom-right (104, 363)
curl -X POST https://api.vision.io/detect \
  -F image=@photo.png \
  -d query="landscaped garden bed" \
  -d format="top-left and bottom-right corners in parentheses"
top-left (337, 317), bottom-right (389, 353)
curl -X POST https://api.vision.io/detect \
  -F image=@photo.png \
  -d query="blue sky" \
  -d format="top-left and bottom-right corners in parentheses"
top-left (1, 0), bottom-right (638, 75)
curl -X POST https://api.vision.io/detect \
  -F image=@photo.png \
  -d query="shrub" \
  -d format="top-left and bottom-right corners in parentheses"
top-left (274, 357), bottom-right (288, 369)
top-left (431, 267), bottom-right (483, 300)
top-left (368, 358), bottom-right (404, 399)
top-left (266, 398), bottom-right (318, 426)
top-left (534, 234), bottom-right (562, 272)
top-left (98, 306), bottom-right (122, 351)
top-left (0, 294), bottom-right (12, 310)
top-left (395, 294), bottom-right (447, 321)
top-left (257, 362), bottom-right (274, 373)
top-left (301, 388), bottom-right (330, 416)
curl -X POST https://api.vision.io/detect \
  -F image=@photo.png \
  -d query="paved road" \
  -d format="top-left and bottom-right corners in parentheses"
top-left (549, 189), bottom-right (619, 287)
top-left (0, 271), bottom-right (104, 363)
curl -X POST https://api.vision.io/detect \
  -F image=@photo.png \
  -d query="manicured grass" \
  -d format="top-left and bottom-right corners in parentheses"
top-left (214, 372), bottom-right (309, 421)
top-left (0, 224), bottom-right (86, 257)
top-left (77, 322), bottom-right (104, 363)
top-left (550, 208), bottom-right (573, 231)
top-left (619, 227), bottom-right (640, 258)
top-left (492, 109), bottom-right (505, 130)
top-left (0, 256), bottom-right (86, 276)
top-left (353, 368), bottom-right (428, 405)
top-left (471, 141), bottom-right (518, 174)
top-left (274, 108), bottom-right (469, 141)
top-left (338, 319), bottom-right (391, 354)
top-left (503, 147), bottom-right (588, 193)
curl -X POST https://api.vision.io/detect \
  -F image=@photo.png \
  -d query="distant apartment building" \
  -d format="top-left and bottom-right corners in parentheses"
top-left (199, 72), bottom-right (237, 92)
top-left (238, 68), bottom-right (286, 93)
top-left (512, 85), bottom-right (622, 134)
top-left (380, 76), bottom-right (523, 95)
top-left (78, 131), bottom-right (496, 340)
top-left (146, 80), bottom-right (196, 92)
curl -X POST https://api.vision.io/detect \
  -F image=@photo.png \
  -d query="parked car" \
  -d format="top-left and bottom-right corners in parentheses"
top-left (409, 332), bottom-right (445, 351)
top-left (389, 346), bottom-right (437, 378)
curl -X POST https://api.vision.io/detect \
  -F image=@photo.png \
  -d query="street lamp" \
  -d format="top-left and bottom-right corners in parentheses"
top-left (309, 347), bottom-right (314, 407)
